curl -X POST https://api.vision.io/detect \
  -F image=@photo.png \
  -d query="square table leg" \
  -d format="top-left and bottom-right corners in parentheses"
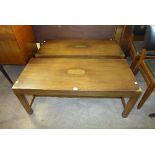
top-left (0, 65), bottom-right (13, 84)
top-left (13, 90), bottom-right (142, 117)
top-left (122, 88), bottom-right (142, 118)
top-left (14, 93), bottom-right (33, 114)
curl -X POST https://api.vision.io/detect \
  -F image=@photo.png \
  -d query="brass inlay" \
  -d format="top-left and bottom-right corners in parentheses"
top-left (136, 87), bottom-right (143, 92)
top-left (73, 44), bottom-right (88, 48)
top-left (67, 69), bottom-right (86, 75)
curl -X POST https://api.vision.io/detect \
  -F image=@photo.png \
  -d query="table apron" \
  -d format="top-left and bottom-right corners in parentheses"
top-left (13, 89), bottom-right (137, 98)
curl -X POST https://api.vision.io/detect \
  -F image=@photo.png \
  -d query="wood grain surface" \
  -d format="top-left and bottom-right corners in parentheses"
top-left (13, 58), bottom-right (139, 94)
top-left (32, 25), bottom-right (115, 42)
top-left (0, 26), bottom-right (37, 64)
top-left (36, 40), bottom-right (124, 58)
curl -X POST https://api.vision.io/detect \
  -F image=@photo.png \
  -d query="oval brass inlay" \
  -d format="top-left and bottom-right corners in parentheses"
top-left (73, 44), bottom-right (88, 48)
top-left (67, 69), bottom-right (86, 75)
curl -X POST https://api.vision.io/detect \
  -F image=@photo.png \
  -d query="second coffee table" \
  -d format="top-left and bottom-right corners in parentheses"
top-left (35, 40), bottom-right (125, 58)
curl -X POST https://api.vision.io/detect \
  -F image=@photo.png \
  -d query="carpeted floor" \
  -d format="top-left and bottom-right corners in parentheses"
top-left (0, 59), bottom-right (155, 128)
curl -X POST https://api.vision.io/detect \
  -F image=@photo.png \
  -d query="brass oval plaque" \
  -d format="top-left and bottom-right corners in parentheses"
top-left (67, 69), bottom-right (85, 75)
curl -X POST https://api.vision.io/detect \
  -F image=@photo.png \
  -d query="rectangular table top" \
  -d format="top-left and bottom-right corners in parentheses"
top-left (13, 58), bottom-right (139, 94)
top-left (36, 40), bottom-right (124, 58)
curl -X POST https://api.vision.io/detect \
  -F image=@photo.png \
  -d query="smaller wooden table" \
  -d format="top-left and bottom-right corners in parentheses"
top-left (35, 40), bottom-right (125, 58)
top-left (12, 58), bottom-right (141, 118)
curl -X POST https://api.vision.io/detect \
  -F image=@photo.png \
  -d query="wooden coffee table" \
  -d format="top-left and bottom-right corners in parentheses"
top-left (35, 40), bottom-right (125, 58)
top-left (12, 58), bottom-right (141, 118)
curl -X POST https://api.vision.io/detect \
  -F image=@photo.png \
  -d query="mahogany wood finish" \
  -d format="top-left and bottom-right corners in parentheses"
top-left (120, 25), bottom-right (146, 57)
top-left (120, 25), bottom-right (132, 56)
top-left (115, 25), bottom-right (124, 44)
top-left (0, 26), bottom-right (37, 64)
top-left (133, 49), bottom-right (155, 109)
top-left (35, 40), bottom-right (124, 58)
top-left (130, 45), bottom-right (155, 71)
top-left (12, 58), bottom-right (142, 118)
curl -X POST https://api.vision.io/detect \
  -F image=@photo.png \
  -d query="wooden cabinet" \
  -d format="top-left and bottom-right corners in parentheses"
top-left (0, 26), bottom-right (37, 64)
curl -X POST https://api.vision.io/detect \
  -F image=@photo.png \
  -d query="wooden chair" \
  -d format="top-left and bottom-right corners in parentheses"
top-left (0, 65), bottom-right (13, 84)
top-left (128, 25), bottom-right (148, 69)
top-left (132, 40), bottom-right (155, 109)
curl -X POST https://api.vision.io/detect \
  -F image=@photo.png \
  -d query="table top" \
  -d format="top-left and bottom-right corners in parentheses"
top-left (13, 58), bottom-right (139, 94)
top-left (36, 40), bottom-right (124, 58)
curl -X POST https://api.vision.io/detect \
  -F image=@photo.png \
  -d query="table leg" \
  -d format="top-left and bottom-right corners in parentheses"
top-left (0, 65), bottom-right (13, 84)
top-left (122, 88), bottom-right (142, 118)
top-left (149, 113), bottom-right (155, 118)
top-left (14, 93), bottom-right (33, 114)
